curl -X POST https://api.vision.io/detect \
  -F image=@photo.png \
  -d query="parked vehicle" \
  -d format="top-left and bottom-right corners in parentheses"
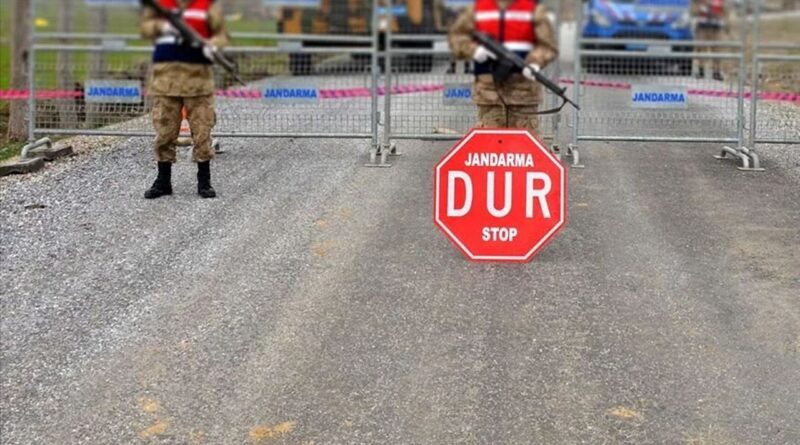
top-left (581, 0), bottom-right (694, 75)
top-left (278, 0), bottom-right (447, 74)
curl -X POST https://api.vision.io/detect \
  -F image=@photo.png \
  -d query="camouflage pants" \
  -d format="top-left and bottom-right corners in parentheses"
top-left (477, 104), bottom-right (540, 134)
top-left (151, 95), bottom-right (216, 163)
top-left (695, 26), bottom-right (724, 74)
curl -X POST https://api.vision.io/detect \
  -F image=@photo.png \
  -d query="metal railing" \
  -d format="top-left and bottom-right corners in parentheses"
top-left (567, 0), bottom-right (790, 170)
top-left (23, 0), bottom-right (386, 164)
top-left (11, 0), bottom-right (797, 171)
top-left (741, 0), bottom-right (800, 170)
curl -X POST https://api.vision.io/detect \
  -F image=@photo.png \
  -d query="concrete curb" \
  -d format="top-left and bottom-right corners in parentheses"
top-left (0, 157), bottom-right (46, 177)
top-left (0, 138), bottom-right (75, 177)
top-left (28, 144), bottom-right (74, 161)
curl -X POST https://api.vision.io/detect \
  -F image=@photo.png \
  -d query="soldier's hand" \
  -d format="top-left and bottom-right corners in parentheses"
top-left (159, 21), bottom-right (180, 37)
top-left (202, 44), bottom-right (218, 62)
top-left (522, 63), bottom-right (541, 81)
top-left (472, 45), bottom-right (496, 63)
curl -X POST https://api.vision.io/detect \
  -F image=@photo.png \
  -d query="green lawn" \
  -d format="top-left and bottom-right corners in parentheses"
top-left (1, 0), bottom-right (11, 90)
top-left (0, 1), bottom-right (277, 148)
top-left (0, 140), bottom-right (24, 162)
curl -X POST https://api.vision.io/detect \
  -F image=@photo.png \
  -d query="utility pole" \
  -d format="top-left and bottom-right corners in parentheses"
top-left (8, 0), bottom-right (32, 141)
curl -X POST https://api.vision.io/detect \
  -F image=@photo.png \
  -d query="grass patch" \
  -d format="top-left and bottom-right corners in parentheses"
top-left (0, 101), bottom-right (27, 158)
top-left (0, 0), bottom-right (11, 90)
top-left (0, 141), bottom-right (24, 162)
top-left (0, 100), bottom-right (9, 144)
top-left (0, 0), bottom-right (278, 90)
top-left (0, 99), bottom-right (23, 161)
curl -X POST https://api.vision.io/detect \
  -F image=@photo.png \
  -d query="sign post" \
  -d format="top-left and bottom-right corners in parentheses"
top-left (434, 129), bottom-right (566, 262)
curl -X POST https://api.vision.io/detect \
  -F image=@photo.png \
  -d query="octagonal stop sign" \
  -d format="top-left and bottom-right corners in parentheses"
top-left (434, 129), bottom-right (566, 262)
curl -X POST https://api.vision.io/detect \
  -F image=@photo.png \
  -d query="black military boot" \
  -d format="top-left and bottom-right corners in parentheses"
top-left (197, 161), bottom-right (217, 199)
top-left (696, 67), bottom-right (705, 79)
top-left (144, 162), bottom-right (173, 199)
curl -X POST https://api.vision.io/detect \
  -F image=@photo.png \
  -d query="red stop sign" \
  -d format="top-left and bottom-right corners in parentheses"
top-left (434, 129), bottom-right (566, 262)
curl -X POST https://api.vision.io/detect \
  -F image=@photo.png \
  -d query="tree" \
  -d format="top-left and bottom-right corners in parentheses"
top-left (58, 0), bottom-right (77, 129)
top-left (7, 0), bottom-right (31, 142)
top-left (86, 5), bottom-right (107, 127)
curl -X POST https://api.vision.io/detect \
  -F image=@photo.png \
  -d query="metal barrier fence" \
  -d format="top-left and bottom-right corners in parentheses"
top-left (11, 0), bottom-right (798, 170)
top-left (745, 0), bottom-right (800, 169)
top-left (31, 38), bottom-right (379, 138)
top-left (377, 0), bottom-right (565, 167)
top-left (24, 0), bottom-right (384, 162)
top-left (751, 50), bottom-right (800, 147)
top-left (380, 36), bottom-right (563, 155)
top-left (570, 0), bottom-right (760, 169)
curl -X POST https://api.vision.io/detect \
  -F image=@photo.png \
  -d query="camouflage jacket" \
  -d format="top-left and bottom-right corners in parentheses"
top-left (691, 0), bottom-right (733, 31)
top-left (448, 1), bottom-right (558, 105)
top-left (141, 0), bottom-right (229, 97)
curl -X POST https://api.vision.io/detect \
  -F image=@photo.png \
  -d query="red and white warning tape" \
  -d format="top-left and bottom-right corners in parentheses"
top-left (1, 81), bottom-right (797, 104)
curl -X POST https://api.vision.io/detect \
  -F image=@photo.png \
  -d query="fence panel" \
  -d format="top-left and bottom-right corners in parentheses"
top-left (381, 0), bottom-right (564, 156)
top-left (567, 0), bottom-right (765, 169)
top-left (384, 40), bottom-right (560, 141)
top-left (13, 0), bottom-right (796, 171)
top-left (26, 0), bottom-right (382, 151)
top-left (751, 51), bottom-right (800, 147)
top-left (31, 42), bottom-right (379, 138)
top-left (748, 0), bottom-right (800, 150)
top-left (575, 41), bottom-right (745, 143)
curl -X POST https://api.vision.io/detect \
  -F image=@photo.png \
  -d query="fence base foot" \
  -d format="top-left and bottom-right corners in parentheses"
top-left (365, 144), bottom-right (392, 168)
top-left (179, 139), bottom-right (223, 154)
top-left (737, 146), bottom-right (765, 172)
top-left (212, 139), bottom-right (225, 154)
top-left (175, 137), bottom-right (193, 147)
top-left (715, 146), bottom-right (762, 171)
top-left (21, 137), bottom-right (52, 159)
top-left (28, 144), bottom-right (73, 161)
top-left (566, 144), bottom-right (585, 169)
top-left (21, 137), bottom-right (73, 162)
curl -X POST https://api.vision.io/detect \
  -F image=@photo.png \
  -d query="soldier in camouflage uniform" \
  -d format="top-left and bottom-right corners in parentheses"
top-left (448, 0), bottom-right (557, 133)
top-left (692, 0), bottom-right (731, 81)
top-left (140, 0), bottom-right (228, 199)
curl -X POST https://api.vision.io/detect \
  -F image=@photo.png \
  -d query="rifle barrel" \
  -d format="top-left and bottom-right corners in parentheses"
top-left (471, 31), bottom-right (578, 111)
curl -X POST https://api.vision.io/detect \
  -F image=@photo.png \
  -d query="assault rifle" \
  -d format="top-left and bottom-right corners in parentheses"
top-left (141, 0), bottom-right (245, 86)
top-left (471, 31), bottom-right (579, 111)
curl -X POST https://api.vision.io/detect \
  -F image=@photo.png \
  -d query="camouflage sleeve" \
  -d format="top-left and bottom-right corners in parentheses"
top-left (725, 3), bottom-right (736, 35)
top-left (525, 4), bottom-right (558, 68)
top-left (140, 6), bottom-right (165, 40)
top-left (690, 0), bottom-right (701, 16)
top-left (208, 2), bottom-right (230, 48)
top-left (448, 7), bottom-right (478, 61)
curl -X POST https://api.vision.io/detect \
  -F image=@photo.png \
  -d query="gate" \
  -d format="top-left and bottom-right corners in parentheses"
top-left (744, 0), bottom-right (800, 171)
top-left (377, 0), bottom-right (565, 167)
top-left (10, 0), bottom-right (798, 171)
top-left (25, 0), bottom-right (383, 158)
top-left (569, 0), bottom-right (760, 170)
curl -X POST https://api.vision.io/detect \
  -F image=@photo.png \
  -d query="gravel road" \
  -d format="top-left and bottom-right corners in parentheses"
top-left (2, 121), bottom-right (799, 443)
